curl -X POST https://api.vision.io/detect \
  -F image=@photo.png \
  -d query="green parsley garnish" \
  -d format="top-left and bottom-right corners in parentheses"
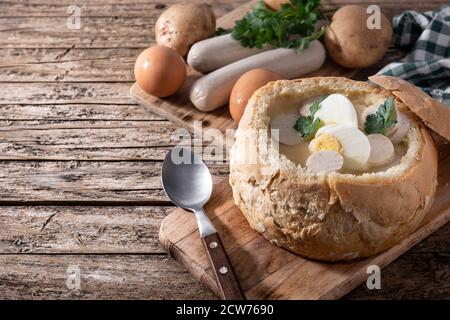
top-left (364, 97), bottom-right (397, 135)
top-left (294, 100), bottom-right (323, 139)
top-left (229, 0), bottom-right (325, 51)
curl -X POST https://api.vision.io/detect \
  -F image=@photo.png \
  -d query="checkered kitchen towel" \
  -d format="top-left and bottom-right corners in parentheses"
top-left (377, 5), bottom-right (450, 106)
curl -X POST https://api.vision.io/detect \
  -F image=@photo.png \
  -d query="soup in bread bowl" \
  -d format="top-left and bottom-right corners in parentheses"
top-left (229, 76), bottom-right (438, 261)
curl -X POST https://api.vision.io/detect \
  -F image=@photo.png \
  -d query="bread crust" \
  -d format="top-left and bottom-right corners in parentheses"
top-left (229, 77), bottom-right (438, 261)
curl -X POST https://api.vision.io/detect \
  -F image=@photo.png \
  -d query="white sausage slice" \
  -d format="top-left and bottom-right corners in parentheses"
top-left (388, 110), bottom-right (411, 144)
top-left (367, 134), bottom-right (395, 167)
top-left (187, 34), bottom-right (273, 74)
top-left (269, 112), bottom-right (303, 145)
top-left (190, 40), bottom-right (326, 112)
top-left (361, 104), bottom-right (411, 144)
top-left (306, 150), bottom-right (344, 174)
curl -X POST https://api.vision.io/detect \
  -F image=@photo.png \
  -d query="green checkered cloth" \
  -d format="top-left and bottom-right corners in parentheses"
top-left (377, 5), bottom-right (450, 106)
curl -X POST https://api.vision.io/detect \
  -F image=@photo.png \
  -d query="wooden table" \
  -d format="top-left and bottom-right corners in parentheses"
top-left (0, 0), bottom-right (448, 299)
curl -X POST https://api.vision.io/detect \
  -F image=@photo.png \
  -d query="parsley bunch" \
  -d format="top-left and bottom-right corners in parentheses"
top-left (294, 99), bottom-right (323, 139)
top-left (364, 97), bottom-right (397, 135)
top-left (228, 0), bottom-right (324, 50)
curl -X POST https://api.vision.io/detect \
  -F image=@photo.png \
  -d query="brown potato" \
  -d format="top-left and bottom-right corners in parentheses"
top-left (324, 5), bottom-right (392, 68)
top-left (155, 3), bottom-right (216, 57)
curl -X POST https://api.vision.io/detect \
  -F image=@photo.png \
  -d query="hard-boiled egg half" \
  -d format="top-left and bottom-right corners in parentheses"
top-left (314, 94), bottom-right (358, 127)
top-left (307, 94), bottom-right (371, 171)
top-left (314, 124), bottom-right (371, 170)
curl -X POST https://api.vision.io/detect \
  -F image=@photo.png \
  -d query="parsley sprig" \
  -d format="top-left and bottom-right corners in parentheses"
top-left (294, 99), bottom-right (323, 139)
top-left (364, 97), bottom-right (397, 135)
top-left (226, 0), bottom-right (324, 51)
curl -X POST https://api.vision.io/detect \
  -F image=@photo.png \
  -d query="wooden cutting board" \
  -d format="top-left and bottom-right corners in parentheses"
top-left (159, 143), bottom-right (450, 299)
top-left (131, 1), bottom-right (450, 299)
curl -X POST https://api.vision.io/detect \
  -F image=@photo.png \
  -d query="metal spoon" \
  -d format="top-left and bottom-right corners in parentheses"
top-left (161, 146), bottom-right (245, 300)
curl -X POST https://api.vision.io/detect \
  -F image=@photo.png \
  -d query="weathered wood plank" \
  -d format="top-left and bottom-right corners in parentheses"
top-left (0, 251), bottom-right (447, 299)
top-left (0, 83), bottom-right (132, 104)
top-left (0, 117), bottom-right (226, 160)
top-left (0, 48), bottom-right (138, 82)
top-left (0, 0), bottom-right (239, 18)
top-left (0, 254), bottom-right (215, 299)
top-left (0, 0), bottom-right (444, 17)
top-left (0, 120), bottom-right (183, 160)
top-left (0, 2), bottom-right (445, 49)
top-left (0, 206), bottom-right (171, 254)
top-left (0, 161), bottom-right (228, 203)
top-left (0, 104), bottom-right (163, 120)
top-left (346, 252), bottom-right (450, 299)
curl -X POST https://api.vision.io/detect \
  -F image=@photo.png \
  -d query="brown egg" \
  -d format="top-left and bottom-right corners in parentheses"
top-left (134, 46), bottom-right (186, 97)
top-left (229, 69), bottom-right (281, 122)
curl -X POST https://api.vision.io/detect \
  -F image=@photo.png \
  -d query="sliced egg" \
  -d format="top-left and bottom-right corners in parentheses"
top-left (314, 94), bottom-right (358, 127)
top-left (316, 124), bottom-right (371, 170)
top-left (270, 112), bottom-right (303, 145)
top-left (309, 133), bottom-right (343, 154)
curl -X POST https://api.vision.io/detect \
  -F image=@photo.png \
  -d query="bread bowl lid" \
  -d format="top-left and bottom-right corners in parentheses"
top-left (369, 75), bottom-right (450, 141)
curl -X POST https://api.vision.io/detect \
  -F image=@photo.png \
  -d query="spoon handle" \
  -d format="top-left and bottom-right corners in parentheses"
top-left (202, 232), bottom-right (246, 300)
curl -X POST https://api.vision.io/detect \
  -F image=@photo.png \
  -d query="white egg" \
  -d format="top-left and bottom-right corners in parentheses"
top-left (314, 94), bottom-right (358, 127)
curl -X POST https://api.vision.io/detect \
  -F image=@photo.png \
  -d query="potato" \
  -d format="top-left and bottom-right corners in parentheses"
top-left (324, 5), bottom-right (392, 68)
top-left (155, 3), bottom-right (216, 57)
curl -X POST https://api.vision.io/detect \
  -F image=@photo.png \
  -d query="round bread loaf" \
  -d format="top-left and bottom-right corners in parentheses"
top-left (229, 77), bottom-right (438, 261)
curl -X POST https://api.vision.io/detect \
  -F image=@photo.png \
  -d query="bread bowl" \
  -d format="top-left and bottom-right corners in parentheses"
top-left (229, 76), bottom-right (438, 261)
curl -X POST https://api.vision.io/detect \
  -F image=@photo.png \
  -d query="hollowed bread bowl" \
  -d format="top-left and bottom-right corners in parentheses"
top-left (229, 76), bottom-right (438, 261)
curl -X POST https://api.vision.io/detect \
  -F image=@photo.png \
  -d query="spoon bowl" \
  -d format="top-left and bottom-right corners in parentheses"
top-left (161, 147), bottom-right (212, 211)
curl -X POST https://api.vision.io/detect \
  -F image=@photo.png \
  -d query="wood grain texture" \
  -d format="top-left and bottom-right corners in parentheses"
top-left (0, 161), bottom-right (228, 203)
top-left (0, 206), bottom-right (170, 254)
top-left (0, 0), bottom-right (448, 300)
top-left (0, 83), bottom-right (132, 105)
top-left (0, 254), bottom-right (214, 300)
top-left (0, 119), bottom-right (197, 160)
top-left (0, 0), bottom-right (240, 18)
top-left (160, 144), bottom-right (450, 300)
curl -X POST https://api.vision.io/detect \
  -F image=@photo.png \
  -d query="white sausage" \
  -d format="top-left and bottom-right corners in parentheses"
top-left (190, 40), bottom-right (326, 112)
top-left (306, 150), bottom-right (344, 174)
top-left (187, 34), bottom-right (273, 74)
